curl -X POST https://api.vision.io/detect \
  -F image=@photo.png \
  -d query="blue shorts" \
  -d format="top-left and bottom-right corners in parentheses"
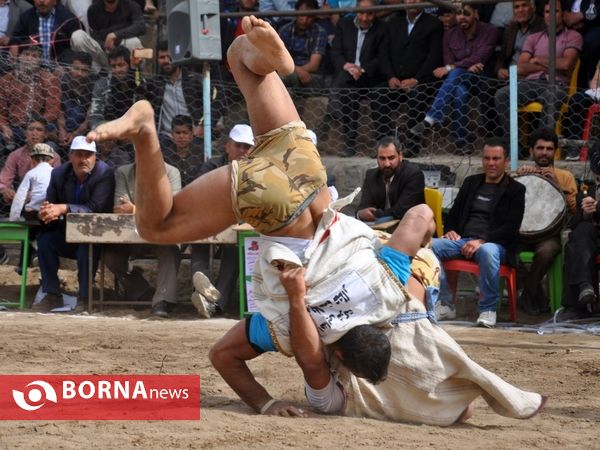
top-left (378, 246), bottom-right (411, 285)
top-left (245, 313), bottom-right (276, 353)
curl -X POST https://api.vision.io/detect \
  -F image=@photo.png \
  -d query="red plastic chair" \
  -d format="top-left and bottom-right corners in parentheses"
top-left (579, 103), bottom-right (600, 161)
top-left (442, 259), bottom-right (517, 321)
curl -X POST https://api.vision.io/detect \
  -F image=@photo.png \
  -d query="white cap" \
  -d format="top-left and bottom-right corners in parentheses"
top-left (307, 129), bottom-right (317, 145)
top-left (228, 124), bottom-right (254, 146)
top-left (70, 136), bottom-right (97, 153)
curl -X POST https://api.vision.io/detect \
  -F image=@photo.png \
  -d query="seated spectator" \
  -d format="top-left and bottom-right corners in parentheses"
top-left (190, 124), bottom-right (254, 318)
top-left (164, 115), bottom-right (203, 187)
top-left (495, 0), bottom-right (582, 139)
top-left (437, 6), bottom-right (458, 30)
top-left (89, 46), bottom-right (142, 129)
top-left (9, 0), bottom-right (82, 65)
top-left (0, 0), bottom-right (31, 69)
top-left (320, 0), bottom-right (386, 155)
top-left (564, 0), bottom-right (600, 89)
top-left (562, 58), bottom-right (599, 160)
top-left (409, 3), bottom-right (498, 153)
top-left (0, 45), bottom-right (61, 150)
top-left (70, 0), bottom-right (146, 70)
top-left (327, 0), bottom-right (357, 27)
top-left (278, 0), bottom-right (328, 88)
top-left (432, 139), bottom-right (525, 328)
top-left (355, 137), bottom-right (425, 223)
top-left (145, 41), bottom-right (222, 148)
top-left (515, 127), bottom-right (576, 315)
top-left (374, 0), bottom-right (443, 155)
top-left (58, 52), bottom-right (97, 150)
top-left (560, 139), bottom-right (600, 320)
top-left (0, 116), bottom-right (61, 216)
top-left (259, 0), bottom-right (296, 28)
top-left (104, 162), bottom-right (182, 318)
top-left (34, 136), bottom-right (114, 311)
top-left (9, 143), bottom-right (55, 272)
top-left (95, 138), bottom-right (132, 168)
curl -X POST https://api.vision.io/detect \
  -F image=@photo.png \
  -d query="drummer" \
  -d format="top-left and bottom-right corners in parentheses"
top-left (516, 127), bottom-right (577, 316)
top-left (431, 138), bottom-right (525, 328)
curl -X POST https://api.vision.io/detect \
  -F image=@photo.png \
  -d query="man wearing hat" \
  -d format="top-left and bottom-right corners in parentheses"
top-left (190, 124), bottom-right (254, 318)
top-left (34, 136), bottom-right (115, 311)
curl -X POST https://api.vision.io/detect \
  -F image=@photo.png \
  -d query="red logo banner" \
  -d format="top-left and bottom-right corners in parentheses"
top-left (0, 375), bottom-right (200, 420)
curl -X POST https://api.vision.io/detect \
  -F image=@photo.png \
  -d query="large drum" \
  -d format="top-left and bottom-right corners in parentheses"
top-left (514, 173), bottom-right (567, 242)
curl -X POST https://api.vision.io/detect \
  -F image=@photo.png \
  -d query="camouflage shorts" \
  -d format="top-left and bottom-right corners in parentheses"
top-left (410, 247), bottom-right (441, 289)
top-left (231, 121), bottom-right (327, 234)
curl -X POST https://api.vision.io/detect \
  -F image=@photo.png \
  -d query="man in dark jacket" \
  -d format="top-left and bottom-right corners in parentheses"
top-left (10, 0), bottom-right (82, 64)
top-left (356, 136), bottom-right (425, 222)
top-left (34, 136), bottom-right (115, 311)
top-left (432, 138), bottom-right (525, 327)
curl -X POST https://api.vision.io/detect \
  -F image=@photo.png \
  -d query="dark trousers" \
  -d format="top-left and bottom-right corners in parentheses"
top-left (518, 234), bottom-right (562, 307)
top-left (37, 228), bottom-right (99, 299)
top-left (562, 221), bottom-right (600, 308)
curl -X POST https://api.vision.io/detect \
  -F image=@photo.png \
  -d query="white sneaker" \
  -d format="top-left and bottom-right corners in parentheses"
top-left (191, 292), bottom-right (216, 319)
top-left (476, 311), bottom-right (496, 328)
top-left (435, 303), bottom-right (457, 320)
top-left (192, 271), bottom-right (221, 303)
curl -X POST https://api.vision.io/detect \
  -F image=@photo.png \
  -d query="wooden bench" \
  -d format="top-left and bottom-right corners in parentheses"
top-left (66, 213), bottom-right (243, 312)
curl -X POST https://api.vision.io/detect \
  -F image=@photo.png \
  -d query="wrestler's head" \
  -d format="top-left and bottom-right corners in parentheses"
top-left (335, 325), bottom-right (391, 384)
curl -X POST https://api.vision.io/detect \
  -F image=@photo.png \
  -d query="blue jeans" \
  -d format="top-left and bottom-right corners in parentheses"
top-left (37, 229), bottom-right (99, 299)
top-left (432, 237), bottom-right (507, 313)
top-left (427, 68), bottom-right (483, 143)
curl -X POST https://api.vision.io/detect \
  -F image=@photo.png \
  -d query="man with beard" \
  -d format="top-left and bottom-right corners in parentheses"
top-left (0, 45), bottom-right (61, 149)
top-left (34, 136), bottom-right (114, 311)
top-left (89, 46), bottom-right (141, 129)
top-left (58, 52), bottom-right (98, 150)
top-left (515, 127), bottom-right (576, 315)
top-left (144, 41), bottom-right (222, 149)
top-left (356, 137), bottom-right (425, 223)
top-left (70, 0), bottom-right (145, 70)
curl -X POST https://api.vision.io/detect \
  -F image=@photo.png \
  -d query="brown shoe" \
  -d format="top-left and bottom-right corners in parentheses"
top-left (30, 293), bottom-right (63, 312)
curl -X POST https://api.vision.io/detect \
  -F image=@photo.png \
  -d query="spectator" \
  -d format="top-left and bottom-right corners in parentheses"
top-left (164, 115), bottom-right (203, 187)
top-left (58, 51), bottom-right (97, 150)
top-left (321, 0), bottom-right (386, 155)
top-left (432, 138), bottom-right (525, 328)
top-left (104, 162), bottom-right (182, 318)
top-left (327, 0), bottom-right (357, 27)
top-left (355, 136), bottom-right (425, 223)
top-left (145, 41), bottom-right (221, 146)
top-left (409, 3), bottom-right (498, 154)
top-left (278, 0), bottom-right (328, 88)
top-left (495, 0), bottom-right (545, 82)
top-left (89, 46), bottom-right (142, 129)
top-left (374, 0), bottom-right (443, 155)
top-left (70, 0), bottom-right (145, 70)
top-left (34, 136), bottom-right (114, 311)
top-left (559, 139), bottom-right (600, 320)
top-left (562, 58), bottom-right (599, 160)
top-left (0, 116), bottom-right (61, 215)
top-left (190, 124), bottom-right (254, 318)
top-left (95, 138), bottom-right (131, 168)
top-left (9, 0), bottom-right (82, 64)
top-left (564, 0), bottom-right (600, 88)
top-left (437, 6), bottom-right (458, 30)
top-left (495, 0), bottom-right (582, 139)
top-left (515, 127), bottom-right (576, 315)
top-left (0, 45), bottom-right (61, 149)
top-left (259, 0), bottom-right (296, 28)
top-left (0, 0), bottom-right (32, 49)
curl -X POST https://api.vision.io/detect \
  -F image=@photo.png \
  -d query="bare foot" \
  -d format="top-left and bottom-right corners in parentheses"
top-left (241, 15), bottom-right (294, 75)
top-left (456, 402), bottom-right (475, 423)
top-left (87, 100), bottom-right (155, 143)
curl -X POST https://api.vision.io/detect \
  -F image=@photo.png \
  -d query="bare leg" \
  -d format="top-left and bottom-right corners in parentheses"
top-left (386, 204), bottom-right (435, 257)
top-left (228, 16), bottom-right (299, 135)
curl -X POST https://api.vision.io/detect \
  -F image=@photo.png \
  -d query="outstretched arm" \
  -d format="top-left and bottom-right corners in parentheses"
top-left (209, 320), bottom-right (309, 417)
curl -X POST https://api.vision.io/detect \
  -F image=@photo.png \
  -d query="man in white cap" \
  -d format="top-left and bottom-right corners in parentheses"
top-left (190, 124), bottom-right (254, 318)
top-left (33, 136), bottom-right (115, 311)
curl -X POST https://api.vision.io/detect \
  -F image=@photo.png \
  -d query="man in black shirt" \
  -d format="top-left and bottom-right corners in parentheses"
top-left (431, 138), bottom-right (525, 327)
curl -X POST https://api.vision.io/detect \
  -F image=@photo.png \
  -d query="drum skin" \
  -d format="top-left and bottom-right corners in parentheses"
top-left (514, 174), bottom-right (567, 242)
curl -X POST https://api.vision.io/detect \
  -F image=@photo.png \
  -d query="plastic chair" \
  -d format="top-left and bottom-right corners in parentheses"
top-left (442, 259), bottom-right (517, 321)
top-left (578, 103), bottom-right (600, 161)
top-left (0, 222), bottom-right (30, 310)
top-left (518, 251), bottom-right (562, 313)
top-left (518, 58), bottom-right (580, 159)
top-left (424, 187), bottom-right (443, 238)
